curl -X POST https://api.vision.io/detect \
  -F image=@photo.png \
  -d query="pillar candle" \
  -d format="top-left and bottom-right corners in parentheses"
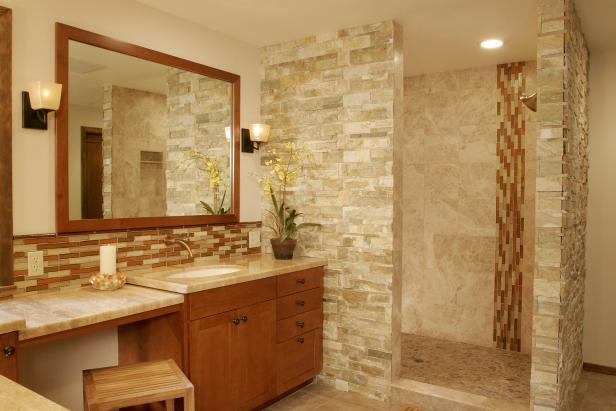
top-left (100, 245), bottom-right (117, 275)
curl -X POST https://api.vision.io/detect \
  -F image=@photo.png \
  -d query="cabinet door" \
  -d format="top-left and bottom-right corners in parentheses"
top-left (276, 329), bottom-right (322, 395)
top-left (189, 310), bottom-right (237, 411)
top-left (0, 332), bottom-right (17, 381)
top-left (233, 300), bottom-right (276, 410)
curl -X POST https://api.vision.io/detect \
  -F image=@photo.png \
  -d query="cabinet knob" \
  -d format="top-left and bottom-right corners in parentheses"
top-left (296, 321), bottom-right (305, 328)
top-left (231, 318), bottom-right (240, 325)
top-left (296, 300), bottom-right (305, 306)
top-left (239, 315), bottom-right (248, 322)
top-left (297, 337), bottom-right (305, 344)
top-left (3, 345), bottom-right (15, 358)
top-left (296, 278), bottom-right (306, 285)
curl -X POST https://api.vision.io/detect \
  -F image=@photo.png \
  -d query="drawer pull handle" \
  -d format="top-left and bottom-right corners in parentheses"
top-left (231, 318), bottom-right (240, 325)
top-left (296, 278), bottom-right (306, 285)
top-left (296, 300), bottom-right (305, 306)
top-left (296, 321), bottom-right (305, 328)
top-left (3, 345), bottom-right (15, 358)
top-left (240, 315), bottom-right (248, 322)
top-left (297, 337), bottom-right (305, 344)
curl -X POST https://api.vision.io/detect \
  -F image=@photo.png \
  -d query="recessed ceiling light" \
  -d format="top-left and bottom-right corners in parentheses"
top-left (481, 39), bottom-right (504, 49)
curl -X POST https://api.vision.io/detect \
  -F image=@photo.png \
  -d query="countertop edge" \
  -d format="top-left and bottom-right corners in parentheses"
top-left (18, 293), bottom-right (184, 341)
top-left (0, 314), bottom-right (26, 335)
top-left (126, 256), bottom-right (328, 294)
top-left (0, 285), bottom-right (185, 342)
top-left (0, 375), bottom-right (68, 410)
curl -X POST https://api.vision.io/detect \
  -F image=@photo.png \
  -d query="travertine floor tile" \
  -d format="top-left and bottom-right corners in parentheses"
top-left (265, 382), bottom-right (408, 411)
top-left (573, 371), bottom-right (616, 411)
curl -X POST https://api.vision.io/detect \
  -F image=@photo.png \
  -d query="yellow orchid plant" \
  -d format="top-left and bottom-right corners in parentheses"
top-left (258, 142), bottom-right (320, 241)
top-left (188, 148), bottom-right (229, 215)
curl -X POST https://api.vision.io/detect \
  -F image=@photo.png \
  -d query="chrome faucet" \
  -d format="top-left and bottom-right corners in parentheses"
top-left (165, 235), bottom-right (193, 258)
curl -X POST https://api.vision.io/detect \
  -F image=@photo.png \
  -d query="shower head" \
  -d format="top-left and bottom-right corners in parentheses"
top-left (520, 92), bottom-right (537, 112)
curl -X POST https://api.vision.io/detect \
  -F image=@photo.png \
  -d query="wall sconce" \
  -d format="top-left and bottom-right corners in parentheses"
top-left (241, 123), bottom-right (271, 153)
top-left (22, 81), bottom-right (62, 130)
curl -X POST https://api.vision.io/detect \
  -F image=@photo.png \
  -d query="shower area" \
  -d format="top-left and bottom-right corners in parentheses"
top-left (394, 61), bottom-right (538, 410)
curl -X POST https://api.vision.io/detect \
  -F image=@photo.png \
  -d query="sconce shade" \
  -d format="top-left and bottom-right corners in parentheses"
top-left (249, 123), bottom-right (270, 143)
top-left (224, 126), bottom-right (231, 142)
top-left (27, 81), bottom-right (62, 110)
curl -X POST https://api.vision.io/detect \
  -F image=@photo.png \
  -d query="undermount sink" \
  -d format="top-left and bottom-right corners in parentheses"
top-left (166, 265), bottom-right (243, 279)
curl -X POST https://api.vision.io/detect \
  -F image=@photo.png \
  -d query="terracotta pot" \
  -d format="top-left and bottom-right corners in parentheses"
top-left (270, 238), bottom-right (297, 260)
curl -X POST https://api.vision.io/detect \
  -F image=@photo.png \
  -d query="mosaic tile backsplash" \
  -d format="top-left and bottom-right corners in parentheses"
top-left (1, 222), bottom-right (261, 299)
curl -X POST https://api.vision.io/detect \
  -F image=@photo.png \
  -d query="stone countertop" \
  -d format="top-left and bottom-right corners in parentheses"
top-left (0, 310), bottom-right (26, 335)
top-left (126, 254), bottom-right (328, 294)
top-left (0, 375), bottom-right (68, 410)
top-left (0, 285), bottom-right (184, 341)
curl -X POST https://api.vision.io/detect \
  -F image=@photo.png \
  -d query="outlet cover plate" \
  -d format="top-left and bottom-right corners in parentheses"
top-left (248, 230), bottom-right (261, 248)
top-left (27, 250), bottom-right (44, 277)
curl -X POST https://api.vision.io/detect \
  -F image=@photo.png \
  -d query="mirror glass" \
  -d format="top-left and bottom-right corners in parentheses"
top-left (68, 40), bottom-right (233, 220)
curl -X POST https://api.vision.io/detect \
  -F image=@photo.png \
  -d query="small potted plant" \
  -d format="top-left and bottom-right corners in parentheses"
top-left (260, 142), bottom-right (320, 259)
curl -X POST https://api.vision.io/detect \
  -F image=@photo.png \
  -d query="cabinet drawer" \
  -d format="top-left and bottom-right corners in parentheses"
top-left (277, 308), bottom-right (322, 343)
top-left (276, 329), bottom-right (322, 395)
top-left (188, 277), bottom-right (276, 320)
top-left (277, 267), bottom-right (324, 297)
top-left (277, 287), bottom-right (323, 320)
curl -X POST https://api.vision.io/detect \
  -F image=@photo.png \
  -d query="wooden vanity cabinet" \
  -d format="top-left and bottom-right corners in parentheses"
top-left (0, 332), bottom-right (18, 381)
top-left (188, 278), bottom-right (277, 411)
top-left (187, 267), bottom-right (324, 411)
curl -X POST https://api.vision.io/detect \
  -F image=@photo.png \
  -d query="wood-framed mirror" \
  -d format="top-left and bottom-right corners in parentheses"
top-left (0, 6), bottom-right (12, 286)
top-left (55, 23), bottom-right (241, 233)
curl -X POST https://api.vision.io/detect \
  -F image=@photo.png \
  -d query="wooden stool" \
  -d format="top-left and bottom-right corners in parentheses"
top-left (83, 359), bottom-right (194, 411)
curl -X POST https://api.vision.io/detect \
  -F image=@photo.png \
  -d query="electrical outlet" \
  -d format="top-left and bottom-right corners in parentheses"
top-left (27, 251), bottom-right (44, 277)
top-left (248, 230), bottom-right (261, 248)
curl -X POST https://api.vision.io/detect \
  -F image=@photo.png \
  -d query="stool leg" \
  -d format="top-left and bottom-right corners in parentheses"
top-left (165, 399), bottom-right (175, 411)
top-left (184, 388), bottom-right (195, 411)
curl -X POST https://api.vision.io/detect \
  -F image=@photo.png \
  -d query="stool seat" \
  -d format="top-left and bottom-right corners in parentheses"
top-left (83, 359), bottom-right (194, 411)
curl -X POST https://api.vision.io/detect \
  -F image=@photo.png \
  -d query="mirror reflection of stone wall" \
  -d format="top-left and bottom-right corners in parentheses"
top-left (68, 40), bottom-right (233, 220)
top-left (165, 69), bottom-right (232, 216)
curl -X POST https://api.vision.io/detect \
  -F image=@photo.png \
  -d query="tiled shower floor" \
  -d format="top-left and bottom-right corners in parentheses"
top-left (400, 333), bottom-right (531, 404)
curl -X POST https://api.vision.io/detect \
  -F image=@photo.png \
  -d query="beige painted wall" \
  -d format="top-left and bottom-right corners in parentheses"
top-left (1, 0), bottom-right (262, 236)
top-left (68, 104), bottom-right (102, 220)
top-left (0, 0), bottom-right (261, 408)
top-left (584, 50), bottom-right (616, 368)
top-left (401, 64), bottom-right (536, 351)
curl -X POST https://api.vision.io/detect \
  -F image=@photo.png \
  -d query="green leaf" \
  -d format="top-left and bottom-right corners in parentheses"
top-left (269, 187), bottom-right (279, 213)
top-left (200, 201), bottom-right (215, 215)
top-left (219, 189), bottom-right (227, 210)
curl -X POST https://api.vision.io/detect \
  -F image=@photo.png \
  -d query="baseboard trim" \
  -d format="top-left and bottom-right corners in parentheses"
top-left (583, 362), bottom-right (616, 376)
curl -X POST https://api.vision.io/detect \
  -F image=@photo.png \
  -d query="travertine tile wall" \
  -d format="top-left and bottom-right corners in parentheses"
top-left (102, 85), bottom-right (168, 218)
top-left (533, 0), bottom-right (589, 410)
top-left (260, 21), bottom-right (403, 400)
top-left (0, 222), bottom-right (260, 300)
top-left (401, 65), bottom-right (536, 352)
top-left (166, 70), bottom-right (232, 215)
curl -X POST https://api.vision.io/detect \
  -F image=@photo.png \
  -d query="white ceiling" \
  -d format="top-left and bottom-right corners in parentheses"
top-left (576, 0), bottom-right (616, 52)
top-left (136, 0), bottom-right (539, 76)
